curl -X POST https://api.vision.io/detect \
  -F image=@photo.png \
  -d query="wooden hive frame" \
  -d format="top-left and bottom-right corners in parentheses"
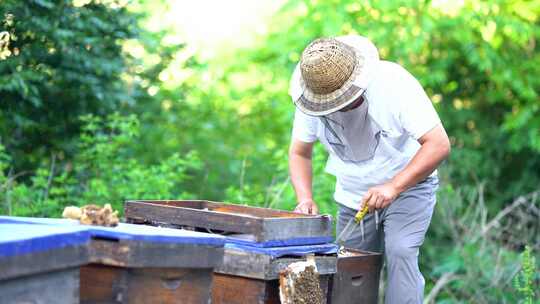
top-left (124, 200), bottom-right (333, 245)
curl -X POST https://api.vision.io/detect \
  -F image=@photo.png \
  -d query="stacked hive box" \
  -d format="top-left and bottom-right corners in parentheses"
top-left (329, 249), bottom-right (383, 304)
top-left (125, 200), bottom-right (339, 304)
top-left (0, 216), bottom-right (225, 304)
top-left (212, 237), bottom-right (338, 303)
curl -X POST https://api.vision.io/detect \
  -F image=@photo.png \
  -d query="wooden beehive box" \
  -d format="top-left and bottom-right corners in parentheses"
top-left (328, 248), bottom-right (382, 304)
top-left (212, 246), bottom-right (337, 304)
top-left (124, 200), bottom-right (333, 246)
top-left (124, 200), bottom-right (339, 304)
top-left (0, 216), bottom-right (225, 304)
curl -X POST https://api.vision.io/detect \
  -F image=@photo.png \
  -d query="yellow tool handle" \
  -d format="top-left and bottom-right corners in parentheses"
top-left (354, 203), bottom-right (369, 223)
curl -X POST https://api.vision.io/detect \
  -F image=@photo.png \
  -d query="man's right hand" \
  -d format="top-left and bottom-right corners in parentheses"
top-left (294, 199), bottom-right (319, 215)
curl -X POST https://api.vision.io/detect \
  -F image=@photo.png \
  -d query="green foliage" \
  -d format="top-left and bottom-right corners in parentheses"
top-left (124, 0), bottom-right (540, 213)
top-left (424, 184), bottom-right (528, 302)
top-left (223, 145), bottom-right (338, 217)
top-left (124, 2), bottom-right (539, 302)
top-left (73, 113), bottom-right (201, 210)
top-left (0, 0), bottom-right (539, 302)
top-left (514, 246), bottom-right (538, 304)
top-left (0, 114), bottom-right (200, 216)
top-left (253, 0), bottom-right (540, 207)
top-left (0, 0), bottom-right (140, 170)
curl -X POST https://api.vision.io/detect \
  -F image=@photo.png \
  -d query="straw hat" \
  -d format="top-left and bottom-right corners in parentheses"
top-left (289, 35), bottom-right (380, 116)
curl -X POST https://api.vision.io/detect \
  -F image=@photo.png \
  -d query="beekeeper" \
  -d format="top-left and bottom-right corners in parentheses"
top-left (288, 36), bottom-right (450, 303)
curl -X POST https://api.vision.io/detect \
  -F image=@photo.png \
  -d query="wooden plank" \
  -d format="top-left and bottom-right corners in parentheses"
top-left (215, 248), bottom-right (337, 280)
top-left (268, 255), bottom-right (336, 280)
top-left (88, 239), bottom-right (130, 267)
top-left (212, 273), bottom-right (331, 304)
top-left (0, 217), bottom-right (226, 304)
top-left (1, 233), bottom-right (223, 281)
top-left (127, 268), bottom-right (213, 304)
top-left (0, 244), bottom-right (88, 280)
top-left (80, 264), bottom-right (213, 304)
top-left (0, 268), bottom-right (79, 304)
top-left (88, 239), bottom-right (224, 269)
top-left (212, 274), bottom-right (280, 304)
top-left (203, 200), bottom-right (305, 218)
top-left (80, 264), bottom-right (124, 303)
top-left (124, 200), bottom-right (333, 243)
top-left (262, 217), bottom-right (332, 243)
top-left (128, 200), bottom-right (307, 218)
top-left (124, 242), bottom-right (223, 269)
top-left (124, 201), bottom-right (263, 236)
top-left (329, 250), bottom-right (382, 304)
top-left (215, 248), bottom-right (272, 279)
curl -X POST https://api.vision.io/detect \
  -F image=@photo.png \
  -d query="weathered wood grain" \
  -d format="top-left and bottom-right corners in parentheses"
top-left (262, 217), bottom-right (333, 242)
top-left (0, 244), bottom-right (88, 280)
top-left (268, 256), bottom-right (336, 280)
top-left (81, 264), bottom-right (214, 304)
top-left (1, 238), bottom-right (223, 280)
top-left (1, 220), bottom-right (225, 304)
top-left (212, 273), bottom-right (331, 304)
top-left (212, 274), bottom-right (280, 304)
top-left (215, 247), bottom-right (336, 280)
top-left (0, 268), bottom-right (80, 304)
top-left (328, 250), bottom-right (383, 304)
top-left (124, 200), bottom-right (333, 243)
top-left (80, 238), bottom-right (223, 303)
top-left (88, 239), bottom-right (224, 269)
top-left (129, 200), bottom-right (305, 218)
top-left (125, 201), bottom-right (263, 236)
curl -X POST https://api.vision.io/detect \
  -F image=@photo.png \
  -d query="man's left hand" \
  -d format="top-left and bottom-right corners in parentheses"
top-left (362, 182), bottom-right (401, 213)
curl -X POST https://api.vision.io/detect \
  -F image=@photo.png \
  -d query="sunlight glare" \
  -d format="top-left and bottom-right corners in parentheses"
top-left (166, 0), bottom-right (284, 57)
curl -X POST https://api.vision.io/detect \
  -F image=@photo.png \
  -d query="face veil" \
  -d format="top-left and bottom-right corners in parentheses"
top-left (319, 92), bottom-right (382, 164)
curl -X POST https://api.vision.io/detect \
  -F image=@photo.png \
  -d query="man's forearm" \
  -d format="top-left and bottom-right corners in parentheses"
top-left (391, 128), bottom-right (450, 194)
top-left (361, 125), bottom-right (450, 212)
top-left (289, 153), bottom-right (314, 202)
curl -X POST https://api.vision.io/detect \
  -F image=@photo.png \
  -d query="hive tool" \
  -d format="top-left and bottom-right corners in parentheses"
top-left (336, 203), bottom-right (369, 247)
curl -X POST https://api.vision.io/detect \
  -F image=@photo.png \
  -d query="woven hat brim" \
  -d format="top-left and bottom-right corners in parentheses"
top-left (296, 84), bottom-right (365, 116)
top-left (290, 35), bottom-right (379, 116)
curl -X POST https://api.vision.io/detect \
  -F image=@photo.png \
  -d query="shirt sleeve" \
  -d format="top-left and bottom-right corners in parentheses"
top-left (396, 66), bottom-right (441, 140)
top-left (292, 108), bottom-right (318, 143)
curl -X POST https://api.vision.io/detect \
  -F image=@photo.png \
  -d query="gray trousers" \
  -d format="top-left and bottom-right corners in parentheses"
top-left (336, 177), bottom-right (439, 304)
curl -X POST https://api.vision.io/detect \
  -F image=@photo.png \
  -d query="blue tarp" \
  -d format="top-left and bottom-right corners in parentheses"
top-left (0, 216), bottom-right (226, 257)
top-left (0, 216), bottom-right (337, 259)
top-left (0, 223), bottom-right (90, 257)
top-left (224, 242), bottom-right (338, 258)
top-left (225, 234), bottom-right (334, 248)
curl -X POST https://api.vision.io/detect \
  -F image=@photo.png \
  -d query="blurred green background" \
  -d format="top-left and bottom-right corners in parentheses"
top-left (0, 0), bottom-right (538, 302)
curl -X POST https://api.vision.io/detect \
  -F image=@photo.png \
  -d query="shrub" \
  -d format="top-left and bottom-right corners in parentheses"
top-left (0, 113), bottom-right (201, 217)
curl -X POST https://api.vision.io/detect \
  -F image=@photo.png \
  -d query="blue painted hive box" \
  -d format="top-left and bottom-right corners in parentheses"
top-left (0, 216), bottom-right (227, 304)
